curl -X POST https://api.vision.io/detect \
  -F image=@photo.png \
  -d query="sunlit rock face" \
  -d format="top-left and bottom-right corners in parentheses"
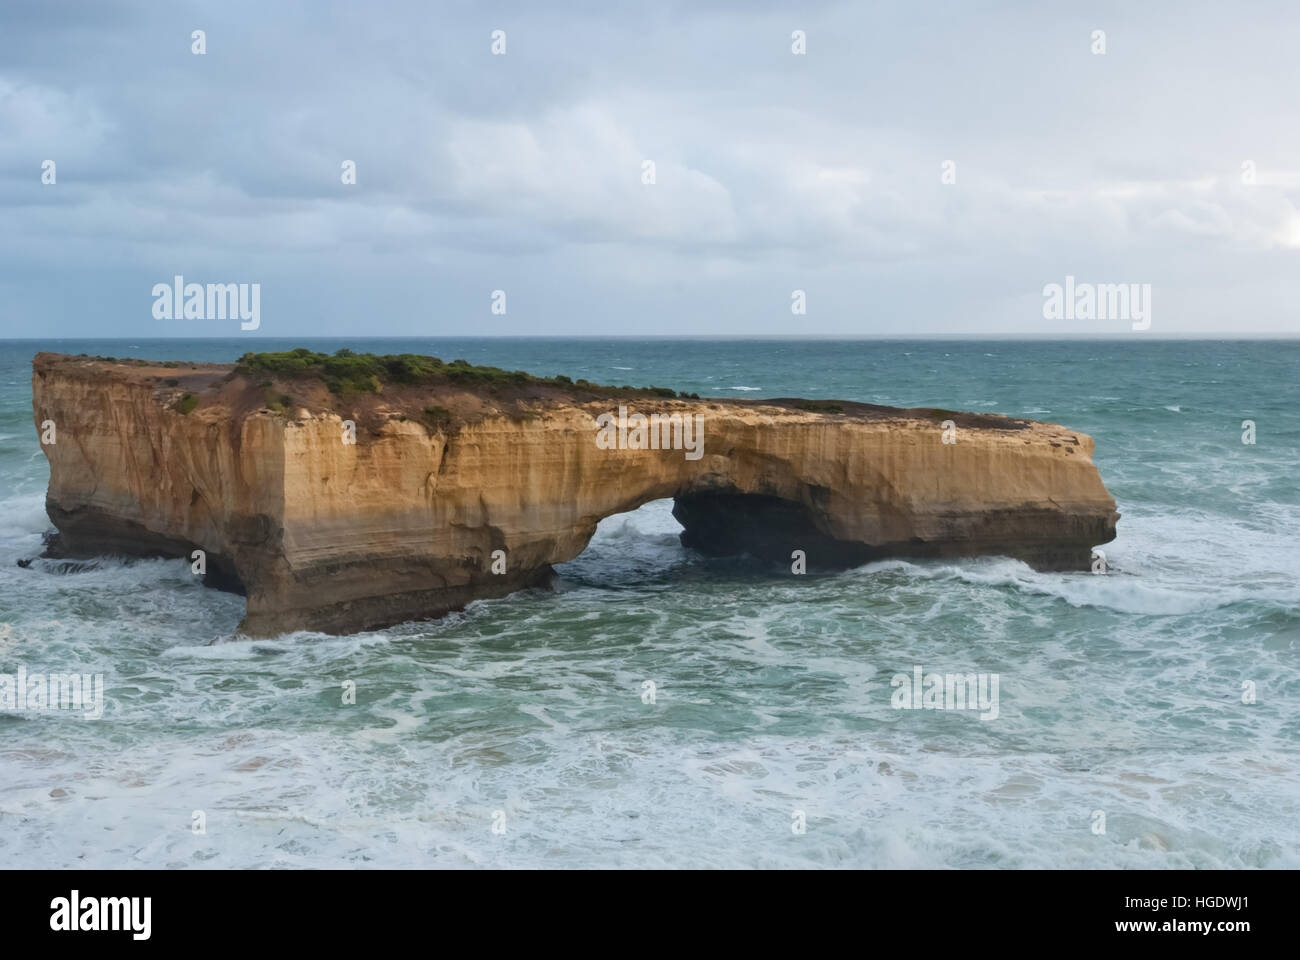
top-left (33, 354), bottom-right (1118, 636)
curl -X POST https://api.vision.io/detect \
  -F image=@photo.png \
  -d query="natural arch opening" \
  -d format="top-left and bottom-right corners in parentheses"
top-left (559, 490), bottom-right (883, 582)
top-left (671, 491), bottom-right (876, 568)
top-left (554, 499), bottom-right (688, 586)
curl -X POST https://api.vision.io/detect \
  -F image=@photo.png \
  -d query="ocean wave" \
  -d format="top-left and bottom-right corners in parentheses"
top-left (1, 340), bottom-right (1298, 868)
top-left (848, 553), bottom-right (1295, 618)
top-left (0, 492), bottom-right (51, 537)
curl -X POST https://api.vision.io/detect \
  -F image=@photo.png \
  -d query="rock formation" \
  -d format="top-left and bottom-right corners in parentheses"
top-left (31, 351), bottom-right (1119, 636)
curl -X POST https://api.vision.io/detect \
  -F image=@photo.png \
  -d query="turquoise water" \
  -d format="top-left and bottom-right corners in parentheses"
top-left (1, 338), bottom-right (1297, 868)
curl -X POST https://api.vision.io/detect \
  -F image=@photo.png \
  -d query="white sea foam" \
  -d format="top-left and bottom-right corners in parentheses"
top-left (2, 341), bottom-right (1298, 869)
top-left (1, 490), bottom-right (1295, 869)
top-left (0, 492), bottom-right (51, 537)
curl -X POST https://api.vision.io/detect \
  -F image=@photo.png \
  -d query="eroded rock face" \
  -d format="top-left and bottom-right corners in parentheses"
top-left (31, 354), bottom-right (1119, 636)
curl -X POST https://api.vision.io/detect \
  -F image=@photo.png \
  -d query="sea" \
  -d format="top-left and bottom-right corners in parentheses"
top-left (0, 337), bottom-right (1297, 868)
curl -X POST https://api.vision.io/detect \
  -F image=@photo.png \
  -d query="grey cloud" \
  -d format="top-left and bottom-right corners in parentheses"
top-left (1, 0), bottom-right (1298, 336)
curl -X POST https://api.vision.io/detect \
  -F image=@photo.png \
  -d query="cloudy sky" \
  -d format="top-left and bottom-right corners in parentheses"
top-left (2, 0), bottom-right (1299, 337)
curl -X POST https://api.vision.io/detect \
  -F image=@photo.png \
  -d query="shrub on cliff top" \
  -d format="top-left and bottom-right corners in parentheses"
top-left (233, 349), bottom-right (694, 399)
top-left (265, 392), bottom-right (295, 414)
top-left (236, 349), bottom-right (441, 394)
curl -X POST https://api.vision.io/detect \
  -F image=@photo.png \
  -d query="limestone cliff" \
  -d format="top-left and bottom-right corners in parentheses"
top-left (31, 352), bottom-right (1119, 636)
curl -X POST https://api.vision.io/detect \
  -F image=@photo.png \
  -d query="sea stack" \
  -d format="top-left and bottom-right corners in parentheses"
top-left (31, 351), bottom-right (1119, 636)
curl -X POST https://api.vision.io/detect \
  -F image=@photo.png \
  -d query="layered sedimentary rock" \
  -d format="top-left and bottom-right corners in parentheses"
top-left (31, 353), bottom-right (1119, 636)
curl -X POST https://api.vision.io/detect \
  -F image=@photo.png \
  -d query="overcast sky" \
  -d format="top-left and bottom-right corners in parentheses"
top-left (2, 0), bottom-right (1299, 338)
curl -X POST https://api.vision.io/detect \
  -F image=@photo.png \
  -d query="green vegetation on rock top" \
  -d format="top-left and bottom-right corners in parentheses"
top-left (233, 348), bottom-right (699, 398)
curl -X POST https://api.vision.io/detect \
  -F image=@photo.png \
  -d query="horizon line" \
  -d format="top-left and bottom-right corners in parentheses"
top-left (5, 333), bottom-right (1300, 342)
